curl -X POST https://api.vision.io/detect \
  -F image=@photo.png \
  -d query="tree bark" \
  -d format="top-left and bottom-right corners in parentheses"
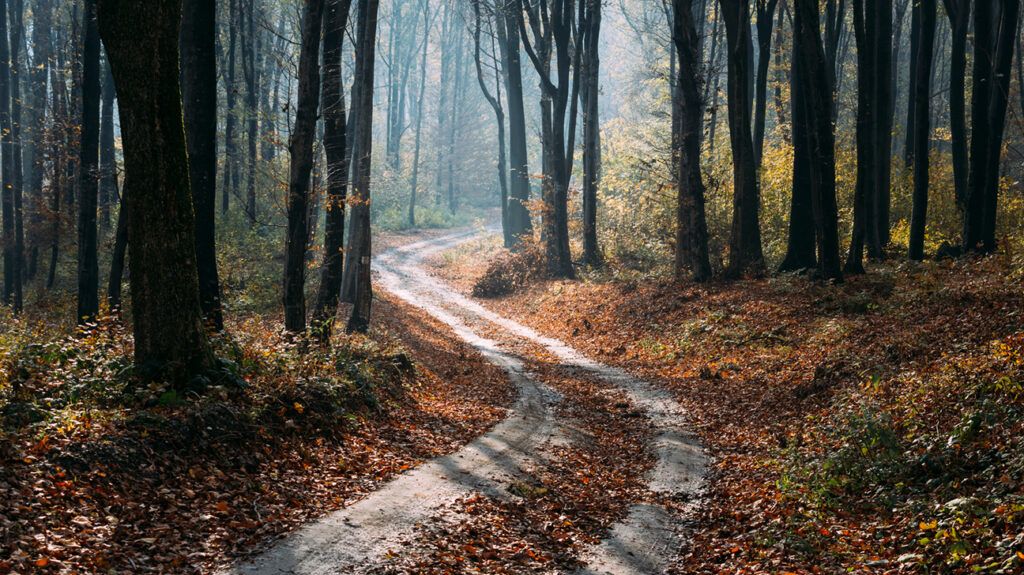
top-left (908, 0), bottom-right (935, 261)
top-left (312, 0), bottom-right (353, 342)
top-left (501, 0), bottom-right (533, 245)
top-left (283, 0), bottom-right (326, 334)
top-left (343, 0), bottom-right (379, 333)
top-left (672, 0), bottom-right (712, 282)
top-left (720, 0), bottom-right (766, 278)
top-left (943, 0), bottom-right (968, 211)
top-left (77, 0), bottom-right (101, 323)
top-left (580, 0), bottom-right (602, 267)
top-left (753, 0), bottom-right (779, 169)
top-left (97, 0), bottom-right (215, 382)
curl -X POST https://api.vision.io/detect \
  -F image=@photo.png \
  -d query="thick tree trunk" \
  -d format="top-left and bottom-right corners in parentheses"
top-left (846, 0), bottom-right (874, 274)
top-left (908, 0), bottom-right (935, 261)
top-left (282, 0), bottom-right (326, 334)
top-left (673, 0), bottom-right (712, 282)
top-left (779, 11), bottom-right (817, 273)
top-left (77, 0), bottom-right (101, 323)
top-left (312, 0), bottom-right (353, 342)
top-left (343, 0), bottom-right (379, 333)
top-left (720, 0), bottom-right (765, 278)
top-left (181, 0), bottom-right (224, 330)
top-left (872, 0), bottom-right (894, 254)
top-left (97, 0), bottom-right (215, 382)
top-left (794, 0), bottom-right (842, 281)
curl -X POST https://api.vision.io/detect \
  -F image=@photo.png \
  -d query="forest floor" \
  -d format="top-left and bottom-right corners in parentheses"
top-left (431, 231), bottom-right (1024, 574)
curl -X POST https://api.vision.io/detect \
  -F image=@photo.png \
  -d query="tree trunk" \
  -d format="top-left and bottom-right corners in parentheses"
top-left (845, 0), bottom-right (874, 274)
top-left (794, 0), bottom-right (842, 281)
top-left (943, 0), bottom-right (969, 210)
top-left (77, 0), bottom-right (101, 323)
top-left (312, 0), bottom-right (352, 341)
top-left (107, 187), bottom-right (128, 310)
top-left (25, 0), bottom-right (50, 281)
top-left (720, 0), bottom-right (766, 278)
top-left (753, 0), bottom-right (779, 169)
top-left (872, 0), bottom-right (894, 254)
top-left (343, 0), bottom-right (379, 333)
top-left (673, 0), bottom-right (712, 282)
top-left (282, 0), bottom-right (326, 334)
top-left (97, 0), bottom-right (215, 382)
top-left (501, 0), bottom-right (533, 245)
top-left (223, 0), bottom-right (238, 215)
top-left (181, 0), bottom-right (224, 330)
top-left (581, 0), bottom-right (602, 267)
top-left (779, 7), bottom-right (817, 273)
top-left (908, 0), bottom-right (935, 261)
top-left (8, 0), bottom-right (23, 310)
top-left (407, 2), bottom-right (430, 228)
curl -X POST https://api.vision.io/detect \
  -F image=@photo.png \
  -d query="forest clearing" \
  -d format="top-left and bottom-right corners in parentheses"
top-left (2, 0), bottom-right (1024, 573)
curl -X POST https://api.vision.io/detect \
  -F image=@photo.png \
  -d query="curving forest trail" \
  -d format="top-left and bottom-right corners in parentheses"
top-left (228, 228), bottom-right (707, 575)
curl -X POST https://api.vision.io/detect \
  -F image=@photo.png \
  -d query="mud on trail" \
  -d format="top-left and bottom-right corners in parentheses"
top-left (228, 228), bottom-right (707, 575)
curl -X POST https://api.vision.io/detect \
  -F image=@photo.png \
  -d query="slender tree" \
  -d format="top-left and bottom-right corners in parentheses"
top-left (908, 0), bottom-right (935, 260)
top-left (943, 0), bottom-right (969, 210)
top-left (77, 0), bottom-right (101, 323)
top-left (500, 0), bottom-right (532, 244)
top-left (407, 1), bottom-right (430, 228)
top-left (580, 0), bottom-right (602, 267)
top-left (753, 0), bottom-right (779, 168)
top-left (720, 0), bottom-right (765, 277)
top-left (99, 58), bottom-right (117, 230)
top-left (97, 0), bottom-right (216, 381)
top-left (313, 0), bottom-right (354, 342)
top-left (25, 0), bottom-right (51, 280)
top-left (473, 0), bottom-right (512, 246)
top-left (182, 0), bottom-right (224, 330)
top-left (342, 0), bottom-right (380, 333)
top-left (282, 0), bottom-right (326, 333)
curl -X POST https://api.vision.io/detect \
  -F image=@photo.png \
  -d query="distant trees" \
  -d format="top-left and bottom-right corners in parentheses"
top-left (97, 0), bottom-right (215, 380)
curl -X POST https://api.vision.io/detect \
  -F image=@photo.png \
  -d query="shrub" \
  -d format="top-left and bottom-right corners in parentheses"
top-left (472, 241), bottom-right (548, 298)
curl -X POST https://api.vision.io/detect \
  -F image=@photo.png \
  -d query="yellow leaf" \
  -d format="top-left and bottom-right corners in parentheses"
top-left (293, 402), bottom-right (304, 414)
top-left (919, 520), bottom-right (938, 531)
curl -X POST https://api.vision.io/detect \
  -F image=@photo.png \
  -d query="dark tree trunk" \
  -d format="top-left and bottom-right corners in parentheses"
top-left (343, 0), bottom-right (379, 333)
top-left (779, 9), bottom-right (817, 273)
top-left (753, 0), bottom-right (779, 169)
top-left (518, 0), bottom-right (577, 279)
top-left (672, 0), bottom-right (712, 282)
top-left (99, 57), bottom-right (117, 230)
top-left (223, 0), bottom-right (238, 215)
top-left (77, 0), bottom-right (101, 323)
top-left (97, 0), bottom-right (216, 382)
top-left (903, 0), bottom-right (920, 169)
top-left (282, 0), bottom-right (326, 334)
top-left (8, 0), bottom-right (23, 310)
top-left (580, 0), bottom-right (602, 267)
top-left (1, 0), bottom-right (14, 309)
top-left (846, 0), bottom-right (874, 274)
top-left (964, 0), bottom-right (1021, 253)
top-left (943, 0), bottom-right (969, 210)
top-left (720, 0), bottom-right (766, 278)
top-left (872, 0), bottom-right (894, 254)
top-left (794, 0), bottom-right (842, 281)
top-left (312, 0), bottom-right (353, 341)
top-left (242, 0), bottom-right (260, 225)
top-left (908, 0), bottom-right (935, 261)
top-left (772, 2), bottom-right (789, 144)
top-left (181, 0), bottom-right (224, 330)
top-left (501, 0), bottom-right (532, 245)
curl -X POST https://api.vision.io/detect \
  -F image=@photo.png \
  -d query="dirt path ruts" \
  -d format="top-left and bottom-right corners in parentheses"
top-left (228, 228), bottom-right (706, 574)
